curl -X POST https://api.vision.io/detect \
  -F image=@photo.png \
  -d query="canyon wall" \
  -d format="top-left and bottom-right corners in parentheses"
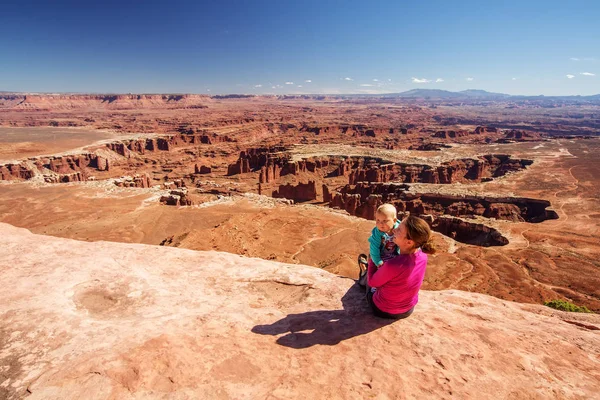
top-left (325, 182), bottom-right (558, 246)
top-left (0, 132), bottom-right (230, 183)
top-left (0, 94), bottom-right (212, 110)
top-left (328, 182), bottom-right (558, 223)
top-left (226, 147), bottom-right (533, 187)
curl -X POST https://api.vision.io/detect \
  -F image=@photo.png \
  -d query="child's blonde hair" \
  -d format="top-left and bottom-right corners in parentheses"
top-left (376, 203), bottom-right (397, 219)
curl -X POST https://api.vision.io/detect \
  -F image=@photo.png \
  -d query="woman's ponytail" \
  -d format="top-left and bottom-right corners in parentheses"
top-left (420, 238), bottom-right (436, 254)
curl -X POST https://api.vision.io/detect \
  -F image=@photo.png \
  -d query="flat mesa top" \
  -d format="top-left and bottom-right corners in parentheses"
top-left (289, 143), bottom-right (522, 166)
top-left (0, 127), bottom-right (156, 163)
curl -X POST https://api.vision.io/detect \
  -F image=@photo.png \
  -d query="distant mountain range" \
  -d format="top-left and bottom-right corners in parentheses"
top-left (367, 89), bottom-right (600, 101)
top-left (383, 89), bottom-right (511, 99)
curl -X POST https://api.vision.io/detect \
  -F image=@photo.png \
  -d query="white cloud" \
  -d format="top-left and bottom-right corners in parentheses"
top-left (512, 78), bottom-right (517, 80)
top-left (435, 78), bottom-right (444, 83)
top-left (285, 81), bottom-right (294, 85)
top-left (388, 79), bottom-right (392, 82)
top-left (566, 74), bottom-right (575, 79)
top-left (356, 88), bottom-right (395, 94)
top-left (570, 57), bottom-right (580, 61)
top-left (581, 72), bottom-right (596, 76)
top-left (207, 89), bottom-right (211, 92)
top-left (344, 77), bottom-right (353, 81)
top-left (305, 80), bottom-right (312, 83)
top-left (466, 77), bottom-right (474, 81)
top-left (411, 77), bottom-right (431, 83)
top-left (297, 85), bottom-right (303, 87)
top-left (373, 79), bottom-right (379, 82)
top-left (254, 84), bottom-right (262, 88)
top-left (360, 84), bottom-right (374, 87)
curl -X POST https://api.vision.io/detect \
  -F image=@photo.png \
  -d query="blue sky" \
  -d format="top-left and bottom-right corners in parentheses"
top-left (1, 0), bottom-right (598, 95)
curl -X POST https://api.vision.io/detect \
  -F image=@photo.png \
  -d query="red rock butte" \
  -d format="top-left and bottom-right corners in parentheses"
top-left (1, 93), bottom-right (599, 399)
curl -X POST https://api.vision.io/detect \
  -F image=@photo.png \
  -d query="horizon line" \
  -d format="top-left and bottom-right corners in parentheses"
top-left (1, 89), bottom-right (599, 98)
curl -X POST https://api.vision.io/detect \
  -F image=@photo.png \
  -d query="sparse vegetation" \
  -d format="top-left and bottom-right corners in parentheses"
top-left (544, 299), bottom-right (592, 313)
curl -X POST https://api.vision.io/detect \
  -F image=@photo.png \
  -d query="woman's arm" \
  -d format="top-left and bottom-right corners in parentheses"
top-left (368, 258), bottom-right (401, 287)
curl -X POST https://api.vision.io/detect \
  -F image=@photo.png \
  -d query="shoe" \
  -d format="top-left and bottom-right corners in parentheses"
top-left (357, 253), bottom-right (368, 288)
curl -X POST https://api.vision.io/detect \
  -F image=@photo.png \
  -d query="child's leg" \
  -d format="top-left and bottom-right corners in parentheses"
top-left (365, 258), bottom-right (377, 296)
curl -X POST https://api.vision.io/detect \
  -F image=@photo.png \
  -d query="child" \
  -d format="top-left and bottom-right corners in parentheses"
top-left (358, 204), bottom-right (401, 287)
top-left (369, 203), bottom-right (401, 267)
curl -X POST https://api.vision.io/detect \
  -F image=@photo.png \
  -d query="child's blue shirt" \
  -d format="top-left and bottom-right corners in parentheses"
top-left (368, 220), bottom-right (401, 266)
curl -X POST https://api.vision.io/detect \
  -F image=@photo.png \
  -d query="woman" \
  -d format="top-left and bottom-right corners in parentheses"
top-left (366, 215), bottom-right (436, 319)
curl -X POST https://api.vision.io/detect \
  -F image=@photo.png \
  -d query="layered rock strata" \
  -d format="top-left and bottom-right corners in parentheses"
top-left (228, 146), bottom-right (532, 185)
top-left (160, 187), bottom-right (193, 206)
top-left (272, 181), bottom-right (319, 202)
top-left (346, 155), bottom-right (533, 185)
top-left (408, 143), bottom-right (451, 151)
top-left (226, 146), bottom-right (288, 176)
top-left (0, 132), bottom-right (229, 183)
top-left (329, 182), bottom-right (558, 223)
top-left (433, 130), bottom-right (472, 139)
top-left (0, 94), bottom-right (212, 110)
top-left (227, 147), bottom-right (533, 187)
top-left (0, 163), bottom-right (36, 180)
top-left (431, 216), bottom-right (509, 247)
top-left (194, 164), bottom-right (212, 174)
top-left (1, 155), bottom-right (98, 183)
top-left (298, 124), bottom-right (410, 137)
top-left (325, 182), bottom-right (558, 246)
top-left (114, 174), bottom-right (152, 189)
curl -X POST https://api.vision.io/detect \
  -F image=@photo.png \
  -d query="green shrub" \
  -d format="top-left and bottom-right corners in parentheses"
top-left (544, 299), bottom-right (592, 313)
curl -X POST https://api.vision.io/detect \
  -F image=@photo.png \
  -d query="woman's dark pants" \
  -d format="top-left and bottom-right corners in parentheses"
top-left (366, 286), bottom-right (414, 320)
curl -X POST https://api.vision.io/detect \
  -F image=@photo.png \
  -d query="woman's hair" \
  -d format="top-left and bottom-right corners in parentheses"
top-left (404, 215), bottom-right (436, 254)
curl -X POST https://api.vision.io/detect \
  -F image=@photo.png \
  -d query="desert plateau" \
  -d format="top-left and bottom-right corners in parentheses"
top-left (0, 92), bottom-right (599, 398)
top-left (5, 1), bottom-right (600, 397)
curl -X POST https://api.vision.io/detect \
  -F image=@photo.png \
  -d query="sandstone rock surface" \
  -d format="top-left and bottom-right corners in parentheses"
top-left (1, 223), bottom-right (599, 399)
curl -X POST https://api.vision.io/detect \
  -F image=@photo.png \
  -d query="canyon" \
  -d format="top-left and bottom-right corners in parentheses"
top-left (1, 93), bottom-right (600, 399)
top-left (0, 94), bottom-right (598, 312)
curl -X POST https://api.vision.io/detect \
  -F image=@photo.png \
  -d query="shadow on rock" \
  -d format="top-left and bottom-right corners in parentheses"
top-left (251, 281), bottom-right (398, 349)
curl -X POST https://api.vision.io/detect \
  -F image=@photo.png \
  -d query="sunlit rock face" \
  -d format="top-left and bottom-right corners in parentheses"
top-left (1, 223), bottom-right (599, 400)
